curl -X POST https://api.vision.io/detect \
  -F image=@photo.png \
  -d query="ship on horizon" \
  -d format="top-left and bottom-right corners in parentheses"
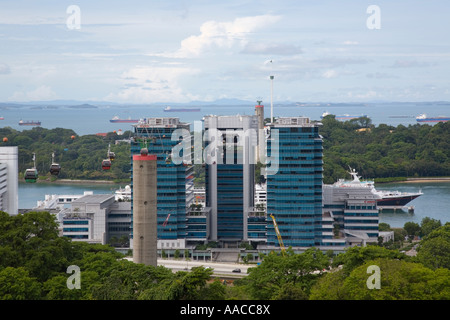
top-left (416, 114), bottom-right (449, 123)
top-left (19, 119), bottom-right (41, 126)
top-left (109, 116), bottom-right (140, 123)
top-left (164, 106), bottom-right (201, 112)
top-left (321, 111), bottom-right (367, 121)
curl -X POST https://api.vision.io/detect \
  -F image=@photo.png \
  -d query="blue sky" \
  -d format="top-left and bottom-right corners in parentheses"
top-left (0, 0), bottom-right (449, 104)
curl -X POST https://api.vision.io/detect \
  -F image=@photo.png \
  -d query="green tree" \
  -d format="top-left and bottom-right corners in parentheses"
top-left (420, 217), bottom-right (442, 237)
top-left (311, 258), bottom-right (450, 300)
top-left (0, 267), bottom-right (42, 300)
top-left (139, 266), bottom-right (214, 300)
top-left (237, 248), bottom-right (330, 299)
top-left (416, 223), bottom-right (450, 269)
top-left (332, 245), bottom-right (407, 276)
top-left (403, 221), bottom-right (421, 239)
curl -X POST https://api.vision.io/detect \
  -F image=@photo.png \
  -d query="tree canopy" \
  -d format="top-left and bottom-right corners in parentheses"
top-left (0, 126), bottom-right (132, 182)
top-left (319, 116), bottom-right (450, 183)
top-left (0, 211), bottom-right (448, 300)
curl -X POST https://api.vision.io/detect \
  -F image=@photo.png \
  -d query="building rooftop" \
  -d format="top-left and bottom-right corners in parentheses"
top-left (72, 194), bottom-right (115, 204)
top-left (133, 117), bottom-right (189, 128)
top-left (271, 116), bottom-right (320, 127)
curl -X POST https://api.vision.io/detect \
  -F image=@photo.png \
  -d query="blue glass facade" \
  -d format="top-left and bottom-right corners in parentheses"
top-left (130, 118), bottom-right (194, 241)
top-left (206, 163), bottom-right (246, 241)
top-left (266, 118), bottom-right (323, 248)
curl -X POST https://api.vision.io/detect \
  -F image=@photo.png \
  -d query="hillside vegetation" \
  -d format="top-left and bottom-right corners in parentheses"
top-left (1, 117), bottom-right (449, 184)
top-left (320, 116), bottom-right (450, 184)
top-left (0, 126), bottom-right (132, 182)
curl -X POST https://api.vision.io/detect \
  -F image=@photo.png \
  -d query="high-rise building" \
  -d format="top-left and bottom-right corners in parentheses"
top-left (266, 117), bottom-right (323, 249)
top-left (203, 115), bottom-right (258, 246)
top-left (130, 117), bottom-right (194, 249)
top-left (0, 146), bottom-right (18, 215)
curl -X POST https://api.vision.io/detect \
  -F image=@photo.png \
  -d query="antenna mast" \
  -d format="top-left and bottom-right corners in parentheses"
top-left (270, 60), bottom-right (274, 123)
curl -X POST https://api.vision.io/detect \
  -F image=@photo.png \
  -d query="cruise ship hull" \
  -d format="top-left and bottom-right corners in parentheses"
top-left (376, 194), bottom-right (421, 207)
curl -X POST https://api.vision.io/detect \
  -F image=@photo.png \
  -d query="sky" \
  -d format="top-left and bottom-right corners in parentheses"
top-left (0, 0), bottom-right (449, 104)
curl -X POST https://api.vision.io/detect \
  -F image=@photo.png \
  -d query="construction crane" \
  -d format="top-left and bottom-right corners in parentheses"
top-left (162, 213), bottom-right (171, 227)
top-left (270, 214), bottom-right (286, 256)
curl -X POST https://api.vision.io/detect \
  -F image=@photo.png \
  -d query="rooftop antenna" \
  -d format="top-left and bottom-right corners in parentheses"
top-left (269, 59), bottom-right (274, 123)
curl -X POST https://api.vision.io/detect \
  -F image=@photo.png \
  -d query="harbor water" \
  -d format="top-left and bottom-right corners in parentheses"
top-left (1, 102), bottom-right (449, 136)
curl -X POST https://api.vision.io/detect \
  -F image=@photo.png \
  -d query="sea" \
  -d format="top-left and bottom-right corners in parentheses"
top-left (1, 101), bottom-right (449, 136)
top-left (6, 101), bottom-right (450, 228)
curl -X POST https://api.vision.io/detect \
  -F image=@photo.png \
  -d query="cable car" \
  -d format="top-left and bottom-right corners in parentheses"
top-left (49, 152), bottom-right (61, 176)
top-left (102, 159), bottom-right (111, 170)
top-left (165, 152), bottom-right (172, 165)
top-left (102, 145), bottom-right (113, 170)
top-left (24, 168), bottom-right (38, 183)
top-left (24, 153), bottom-right (38, 183)
top-left (107, 144), bottom-right (115, 161)
top-left (108, 151), bottom-right (116, 161)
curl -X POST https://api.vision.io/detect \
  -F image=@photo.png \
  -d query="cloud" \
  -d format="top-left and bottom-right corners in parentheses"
top-left (106, 65), bottom-right (200, 103)
top-left (390, 60), bottom-right (437, 68)
top-left (9, 85), bottom-right (57, 101)
top-left (366, 72), bottom-right (399, 79)
top-left (322, 70), bottom-right (338, 79)
top-left (342, 41), bottom-right (358, 45)
top-left (241, 42), bottom-right (303, 55)
top-left (173, 14), bottom-right (280, 57)
top-left (0, 63), bottom-right (11, 75)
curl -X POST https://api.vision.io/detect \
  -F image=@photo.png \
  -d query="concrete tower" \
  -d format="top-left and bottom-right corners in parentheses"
top-left (132, 149), bottom-right (158, 266)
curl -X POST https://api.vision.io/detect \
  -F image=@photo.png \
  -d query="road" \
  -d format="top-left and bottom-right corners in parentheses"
top-left (157, 259), bottom-right (253, 277)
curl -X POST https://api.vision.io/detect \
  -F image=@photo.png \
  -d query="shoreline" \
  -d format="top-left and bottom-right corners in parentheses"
top-left (402, 177), bottom-right (450, 183)
top-left (32, 178), bottom-right (119, 185)
top-left (27, 176), bottom-right (450, 186)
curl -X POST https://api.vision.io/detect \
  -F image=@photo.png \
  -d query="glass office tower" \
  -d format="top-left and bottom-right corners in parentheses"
top-left (203, 115), bottom-right (258, 246)
top-left (130, 117), bottom-right (194, 245)
top-left (266, 117), bottom-right (323, 248)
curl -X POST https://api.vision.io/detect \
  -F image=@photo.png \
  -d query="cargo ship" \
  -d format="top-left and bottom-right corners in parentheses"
top-left (164, 106), bottom-right (201, 112)
top-left (321, 111), bottom-right (366, 120)
top-left (109, 116), bottom-right (140, 123)
top-left (19, 120), bottom-right (41, 126)
top-left (416, 114), bottom-right (449, 123)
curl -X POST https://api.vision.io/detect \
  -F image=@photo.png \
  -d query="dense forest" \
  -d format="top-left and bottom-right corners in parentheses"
top-left (0, 126), bottom-right (132, 182)
top-left (0, 210), bottom-right (448, 300)
top-left (0, 117), bottom-right (449, 184)
top-left (320, 116), bottom-right (450, 184)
